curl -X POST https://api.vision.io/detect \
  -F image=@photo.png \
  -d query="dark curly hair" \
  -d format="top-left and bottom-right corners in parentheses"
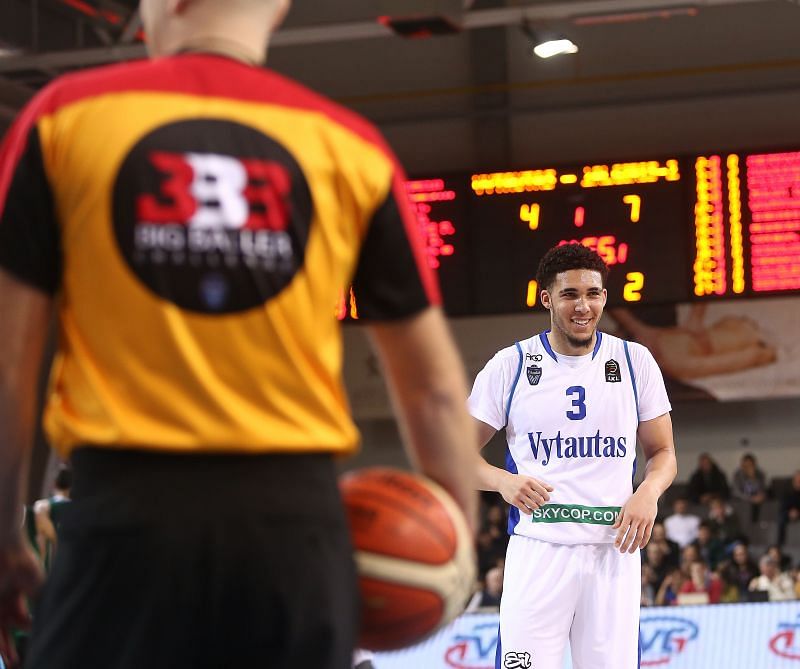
top-left (535, 243), bottom-right (609, 293)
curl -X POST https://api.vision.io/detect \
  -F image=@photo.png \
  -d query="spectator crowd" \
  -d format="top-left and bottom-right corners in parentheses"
top-left (474, 453), bottom-right (800, 609)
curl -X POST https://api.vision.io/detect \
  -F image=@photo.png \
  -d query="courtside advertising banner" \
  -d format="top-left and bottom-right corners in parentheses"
top-left (373, 601), bottom-right (800, 669)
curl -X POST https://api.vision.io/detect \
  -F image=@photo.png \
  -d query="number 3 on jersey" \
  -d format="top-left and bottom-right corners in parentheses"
top-left (566, 386), bottom-right (586, 420)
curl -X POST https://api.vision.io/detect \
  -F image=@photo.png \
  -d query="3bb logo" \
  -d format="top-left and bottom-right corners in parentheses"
top-left (113, 119), bottom-right (312, 313)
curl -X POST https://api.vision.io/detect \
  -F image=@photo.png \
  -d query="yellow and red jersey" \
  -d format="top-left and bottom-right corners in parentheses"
top-left (0, 53), bottom-right (438, 457)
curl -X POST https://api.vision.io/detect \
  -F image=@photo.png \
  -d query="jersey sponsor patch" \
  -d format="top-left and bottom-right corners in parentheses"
top-left (112, 119), bottom-right (313, 313)
top-left (531, 503), bottom-right (621, 525)
top-left (526, 364), bottom-right (542, 386)
top-left (605, 358), bottom-right (622, 382)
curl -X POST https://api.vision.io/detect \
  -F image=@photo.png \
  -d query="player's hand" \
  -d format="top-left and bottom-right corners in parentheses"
top-left (498, 472), bottom-right (553, 515)
top-left (612, 485), bottom-right (659, 553)
top-left (0, 536), bottom-right (44, 667)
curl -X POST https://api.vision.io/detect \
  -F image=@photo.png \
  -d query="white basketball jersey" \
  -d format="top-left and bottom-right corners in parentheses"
top-left (469, 330), bottom-right (671, 545)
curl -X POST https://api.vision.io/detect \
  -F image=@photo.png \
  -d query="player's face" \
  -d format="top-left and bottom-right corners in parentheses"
top-left (541, 269), bottom-right (606, 354)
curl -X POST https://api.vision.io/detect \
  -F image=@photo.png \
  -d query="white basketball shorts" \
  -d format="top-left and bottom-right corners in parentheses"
top-left (496, 535), bottom-right (641, 669)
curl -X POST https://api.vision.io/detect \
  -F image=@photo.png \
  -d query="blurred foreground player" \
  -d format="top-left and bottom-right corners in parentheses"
top-left (0, 1), bottom-right (478, 667)
top-left (468, 244), bottom-right (677, 669)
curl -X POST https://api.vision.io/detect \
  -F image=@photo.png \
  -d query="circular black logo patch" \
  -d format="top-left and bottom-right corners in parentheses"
top-left (112, 119), bottom-right (312, 313)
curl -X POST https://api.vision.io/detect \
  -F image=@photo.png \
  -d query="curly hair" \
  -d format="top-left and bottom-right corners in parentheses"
top-left (535, 243), bottom-right (609, 293)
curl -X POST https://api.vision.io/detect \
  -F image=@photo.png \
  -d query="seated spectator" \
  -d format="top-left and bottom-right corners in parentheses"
top-left (643, 542), bottom-right (672, 593)
top-left (655, 567), bottom-right (686, 607)
top-left (679, 559), bottom-right (723, 604)
top-left (779, 470), bottom-right (800, 545)
top-left (722, 542), bottom-right (759, 598)
top-left (687, 453), bottom-right (730, 505)
top-left (794, 566), bottom-right (800, 600)
top-left (476, 526), bottom-right (505, 579)
top-left (649, 521), bottom-right (680, 568)
top-left (664, 498), bottom-right (701, 548)
top-left (641, 563), bottom-right (657, 607)
top-left (707, 496), bottom-right (745, 546)
top-left (692, 521), bottom-right (725, 570)
top-left (732, 453), bottom-right (768, 522)
top-left (766, 545), bottom-right (792, 572)
top-left (484, 504), bottom-right (509, 552)
top-left (714, 563), bottom-right (741, 603)
top-left (680, 543), bottom-right (701, 573)
top-left (749, 554), bottom-right (795, 602)
top-left (466, 565), bottom-right (503, 612)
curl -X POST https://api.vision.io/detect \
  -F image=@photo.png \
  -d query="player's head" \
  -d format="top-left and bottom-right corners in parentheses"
top-left (535, 243), bottom-right (609, 351)
top-left (139, 0), bottom-right (290, 61)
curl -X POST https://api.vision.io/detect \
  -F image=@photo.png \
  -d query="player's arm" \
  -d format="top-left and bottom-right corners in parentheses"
top-left (471, 412), bottom-right (552, 515)
top-left (367, 307), bottom-right (479, 533)
top-left (0, 269), bottom-right (49, 661)
top-left (613, 412), bottom-right (677, 553)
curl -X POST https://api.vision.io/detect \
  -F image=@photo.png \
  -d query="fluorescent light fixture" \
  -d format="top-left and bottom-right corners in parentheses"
top-left (532, 38), bottom-right (578, 59)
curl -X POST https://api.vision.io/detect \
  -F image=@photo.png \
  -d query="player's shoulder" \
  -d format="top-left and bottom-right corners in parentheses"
top-left (18, 58), bottom-right (170, 123)
top-left (600, 331), bottom-right (653, 361)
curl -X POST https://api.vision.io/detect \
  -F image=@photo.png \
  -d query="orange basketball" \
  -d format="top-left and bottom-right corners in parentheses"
top-left (340, 467), bottom-right (476, 651)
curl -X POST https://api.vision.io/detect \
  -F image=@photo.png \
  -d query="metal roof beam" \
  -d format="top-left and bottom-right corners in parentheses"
top-left (0, 0), bottom-right (786, 75)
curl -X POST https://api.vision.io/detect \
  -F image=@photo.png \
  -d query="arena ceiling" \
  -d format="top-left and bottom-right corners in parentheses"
top-left (1, 0), bottom-right (800, 172)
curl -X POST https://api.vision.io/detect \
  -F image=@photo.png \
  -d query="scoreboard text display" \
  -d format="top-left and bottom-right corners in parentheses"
top-left (341, 149), bottom-right (800, 318)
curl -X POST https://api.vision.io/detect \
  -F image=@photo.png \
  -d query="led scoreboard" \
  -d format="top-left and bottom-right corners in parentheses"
top-left (465, 159), bottom-right (687, 312)
top-left (340, 148), bottom-right (800, 319)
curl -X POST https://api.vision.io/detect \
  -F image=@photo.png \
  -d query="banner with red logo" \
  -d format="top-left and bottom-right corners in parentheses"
top-left (373, 602), bottom-right (800, 668)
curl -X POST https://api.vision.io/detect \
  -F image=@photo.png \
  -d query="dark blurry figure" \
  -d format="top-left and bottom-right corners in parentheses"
top-left (687, 453), bottom-right (730, 505)
top-left (779, 470), bottom-right (800, 545)
top-left (732, 453), bottom-right (768, 522)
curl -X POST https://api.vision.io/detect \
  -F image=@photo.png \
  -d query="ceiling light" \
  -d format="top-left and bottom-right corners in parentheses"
top-left (532, 38), bottom-right (578, 59)
top-left (521, 21), bottom-right (578, 59)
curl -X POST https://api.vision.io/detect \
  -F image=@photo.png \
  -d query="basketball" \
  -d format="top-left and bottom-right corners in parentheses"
top-left (340, 467), bottom-right (476, 651)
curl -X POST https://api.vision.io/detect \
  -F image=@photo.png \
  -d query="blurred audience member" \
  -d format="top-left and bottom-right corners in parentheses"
top-left (649, 521), bottom-right (680, 568)
top-left (641, 563), bottom-right (657, 607)
top-left (484, 504), bottom-right (509, 552)
top-left (680, 543), bottom-right (700, 569)
top-left (767, 545), bottom-right (792, 572)
top-left (748, 555), bottom-right (795, 602)
top-left (722, 542), bottom-right (759, 598)
top-left (655, 568), bottom-right (685, 607)
top-left (707, 496), bottom-right (745, 546)
top-left (476, 525), bottom-right (505, 579)
top-left (732, 453), bottom-right (768, 522)
top-left (679, 559), bottom-right (723, 604)
top-left (466, 565), bottom-right (503, 612)
top-left (692, 521), bottom-right (725, 570)
top-left (643, 542), bottom-right (672, 594)
top-left (664, 498), bottom-right (701, 548)
top-left (687, 453), bottom-right (730, 505)
top-left (778, 470), bottom-right (800, 545)
top-left (714, 564), bottom-right (741, 603)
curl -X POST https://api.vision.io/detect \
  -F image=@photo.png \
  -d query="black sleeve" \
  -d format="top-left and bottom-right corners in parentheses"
top-left (351, 181), bottom-right (437, 321)
top-left (0, 123), bottom-right (61, 294)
